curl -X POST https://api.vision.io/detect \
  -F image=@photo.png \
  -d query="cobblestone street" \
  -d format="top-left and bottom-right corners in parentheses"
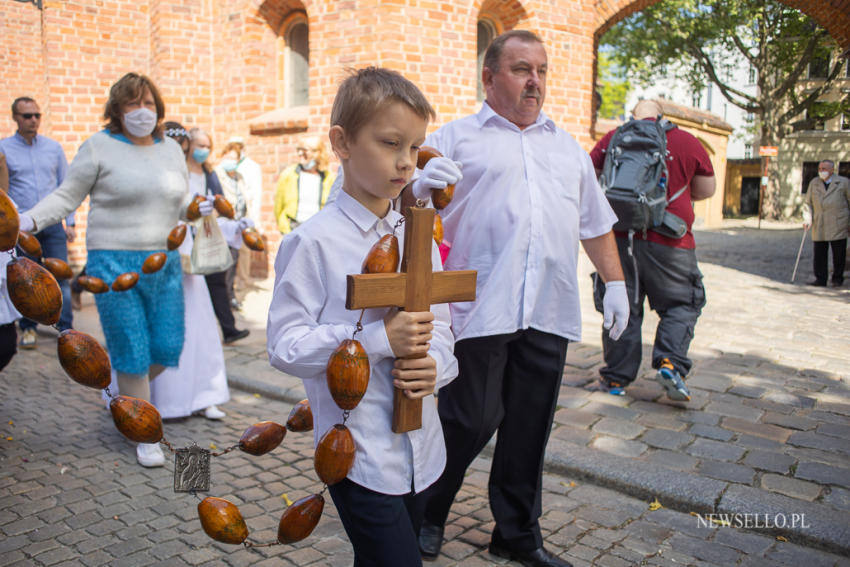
top-left (1, 219), bottom-right (848, 566)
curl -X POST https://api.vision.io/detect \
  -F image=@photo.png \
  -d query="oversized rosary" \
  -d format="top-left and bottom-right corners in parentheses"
top-left (0, 146), bottom-right (475, 551)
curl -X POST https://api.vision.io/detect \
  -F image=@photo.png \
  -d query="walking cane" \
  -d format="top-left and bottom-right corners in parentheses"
top-left (790, 228), bottom-right (808, 283)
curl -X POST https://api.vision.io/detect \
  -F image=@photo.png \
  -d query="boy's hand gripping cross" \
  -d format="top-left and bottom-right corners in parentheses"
top-left (346, 206), bottom-right (476, 433)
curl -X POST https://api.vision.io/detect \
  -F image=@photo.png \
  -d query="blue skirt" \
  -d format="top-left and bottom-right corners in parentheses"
top-left (87, 249), bottom-right (184, 375)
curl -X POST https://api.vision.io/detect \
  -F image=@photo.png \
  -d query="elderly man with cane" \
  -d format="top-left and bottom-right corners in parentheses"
top-left (802, 160), bottom-right (850, 287)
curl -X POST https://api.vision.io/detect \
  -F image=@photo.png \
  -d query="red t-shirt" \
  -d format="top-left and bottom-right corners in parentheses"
top-left (590, 120), bottom-right (714, 249)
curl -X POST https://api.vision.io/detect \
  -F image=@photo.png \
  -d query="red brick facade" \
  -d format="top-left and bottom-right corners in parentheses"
top-left (2, 0), bottom-right (846, 265)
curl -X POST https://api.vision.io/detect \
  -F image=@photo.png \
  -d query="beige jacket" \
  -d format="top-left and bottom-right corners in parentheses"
top-left (803, 174), bottom-right (850, 241)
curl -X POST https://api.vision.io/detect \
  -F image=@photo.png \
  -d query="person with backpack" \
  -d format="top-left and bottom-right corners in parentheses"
top-left (588, 99), bottom-right (716, 402)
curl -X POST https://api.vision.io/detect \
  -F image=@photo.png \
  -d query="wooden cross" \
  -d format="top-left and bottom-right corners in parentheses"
top-left (346, 206), bottom-right (476, 433)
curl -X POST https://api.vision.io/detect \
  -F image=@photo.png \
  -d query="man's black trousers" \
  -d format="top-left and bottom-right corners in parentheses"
top-left (422, 328), bottom-right (568, 553)
top-left (594, 237), bottom-right (706, 385)
top-left (812, 238), bottom-right (846, 285)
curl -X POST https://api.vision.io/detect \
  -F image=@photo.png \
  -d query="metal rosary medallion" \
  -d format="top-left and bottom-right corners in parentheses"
top-left (174, 443), bottom-right (211, 492)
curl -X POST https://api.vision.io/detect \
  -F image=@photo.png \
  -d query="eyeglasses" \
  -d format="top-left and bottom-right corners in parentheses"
top-left (296, 147), bottom-right (315, 154)
top-left (16, 113), bottom-right (41, 120)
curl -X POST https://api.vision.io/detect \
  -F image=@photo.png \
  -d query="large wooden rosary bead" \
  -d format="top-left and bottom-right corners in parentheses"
top-left (43, 257), bottom-right (73, 280)
top-left (241, 228), bottom-right (265, 252)
top-left (167, 225), bottom-right (187, 251)
top-left (431, 185), bottom-right (454, 210)
top-left (185, 195), bottom-right (206, 221)
top-left (17, 231), bottom-right (42, 258)
top-left (286, 399), bottom-right (313, 432)
top-left (416, 146), bottom-right (441, 169)
top-left (111, 272), bottom-right (139, 292)
top-left (314, 424), bottom-right (356, 486)
top-left (109, 395), bottom-right (163, 443)
top-left (141, 252), bottom-right (167, 274)
top-left (213, 195), bottom-right (235, 219)
top-left (77, 275), bottom-right (110, 294)
top-left (326, 339), bottom-right (370, 411)
top-left (0, 192), bottom-right (20, 251)
top-left (277, 493), bottom-right (324, 544)
top-left (362, 234), bottom-right (399, 274)
top-left (239, 421), bottom-right (287, 456)
top-left (417, 146), bottom-right (455, 210)
top-left (57, 330), bottom-right (111, 390)
top-left (198, 497), bottom-right (249, 545)
top-left (6, 257), bottom-right (62, 326)
top-left (433, 214), bottom-right (443, 246)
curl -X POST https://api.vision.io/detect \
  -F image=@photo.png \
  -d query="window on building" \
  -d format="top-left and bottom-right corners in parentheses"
top-left (846, 58), bottom-right (850, 78)
top-left (808, 49), bottom-right (830, 79)
top-left (840, 162), bottom-right (850, 178)
top-left (748, 66), bottom-right (757, 84)
top-left (285, 19), bottom-right (309, 107)
top-left (477, 20), bottom-right (497, 101)
top-left (691, 91), bottom-right (702, 108)
top-left (801, 161), bottom-right (819, 193)
top-left (842, 111), bottom-right (850, 131)
top-left (744, 143), bottom-right (752, 159)
top-left (745, 112), bottom-right (754, 124)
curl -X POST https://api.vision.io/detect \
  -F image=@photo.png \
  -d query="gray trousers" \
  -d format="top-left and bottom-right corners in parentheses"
top-left (593, 237), bottom-right (706, 385)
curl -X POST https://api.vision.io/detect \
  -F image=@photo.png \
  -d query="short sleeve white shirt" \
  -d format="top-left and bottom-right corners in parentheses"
top-left (428, 102), bottom-right (617, 342)
top-left (266, 190), bottom-right (458, 495)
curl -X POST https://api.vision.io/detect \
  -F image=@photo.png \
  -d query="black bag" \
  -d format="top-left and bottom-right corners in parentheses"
top-left (599, 117), bottom-right (687, 238)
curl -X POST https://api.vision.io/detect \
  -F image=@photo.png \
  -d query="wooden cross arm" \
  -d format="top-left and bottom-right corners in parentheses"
top-left (346, 270), bottom-right (477, 310)
top-left (432, 271), bottom-right (476, 305)
top-left (346, 273), bottom-right (406, 310)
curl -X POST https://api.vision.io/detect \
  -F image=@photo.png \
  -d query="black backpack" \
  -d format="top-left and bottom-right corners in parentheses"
top-left (598, 117), bottom-right (687, 238)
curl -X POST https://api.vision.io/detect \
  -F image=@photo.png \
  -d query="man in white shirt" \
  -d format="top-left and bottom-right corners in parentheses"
top-left (416, 30), bottom-right (629, 567)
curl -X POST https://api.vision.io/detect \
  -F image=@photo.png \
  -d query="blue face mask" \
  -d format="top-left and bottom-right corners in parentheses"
top-left (221, 159), bottom-right (238, 173)
top-left (192, 148), bottom-right (210, 163)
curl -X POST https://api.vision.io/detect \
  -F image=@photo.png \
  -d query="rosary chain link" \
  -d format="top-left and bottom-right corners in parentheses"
top-left (211, 444), bottom-right (241, 457)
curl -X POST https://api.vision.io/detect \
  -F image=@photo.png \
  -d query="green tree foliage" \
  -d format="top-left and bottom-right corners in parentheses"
top-left (597, 51), bottom-right (631, 120)
top-left (601, 0), bottom-right (849, 218)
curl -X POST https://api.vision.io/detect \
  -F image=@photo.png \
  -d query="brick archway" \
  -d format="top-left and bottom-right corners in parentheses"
top-left (593, 0), bottom-right (850, 53)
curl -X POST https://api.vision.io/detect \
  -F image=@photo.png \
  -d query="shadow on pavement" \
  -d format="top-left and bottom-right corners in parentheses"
top-left (695, 225), bottom-right (815, 284)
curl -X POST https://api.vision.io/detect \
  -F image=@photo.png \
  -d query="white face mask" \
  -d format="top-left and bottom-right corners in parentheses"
top-left (818, 170), bottom-right (831, 181)
top-left (123, 108), bottom-right (158, 138)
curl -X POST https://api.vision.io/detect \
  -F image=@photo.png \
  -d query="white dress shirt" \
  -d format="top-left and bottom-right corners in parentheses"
top-left (295, 170), bottom-right (322, 223)
top-left (427, 102), bottom-right (617, 343)
top-left (267, 189), bottom-right (458, 495)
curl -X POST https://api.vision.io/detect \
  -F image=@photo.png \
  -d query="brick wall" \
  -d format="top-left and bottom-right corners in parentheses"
top-left (1, 0), bottom-right (846, 267)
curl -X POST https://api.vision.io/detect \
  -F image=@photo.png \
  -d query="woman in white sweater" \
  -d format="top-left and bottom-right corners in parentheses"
top-left (19, 73), bottom-right (213, 467)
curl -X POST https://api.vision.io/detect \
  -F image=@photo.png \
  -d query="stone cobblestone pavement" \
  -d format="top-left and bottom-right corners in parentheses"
top-left (2, 219), bottom-right (849, 566)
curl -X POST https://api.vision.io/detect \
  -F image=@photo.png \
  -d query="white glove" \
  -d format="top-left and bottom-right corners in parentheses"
top-left (238, 217), bottom-right (255, 230)
top-left (603, 280), bottom-right (629, 341)
top-left (18, 214), bottom-right (35, 233)
top-left (412, 156), bottom-right (463, 202)
top-left (198, 198), bottom-right (214, 217)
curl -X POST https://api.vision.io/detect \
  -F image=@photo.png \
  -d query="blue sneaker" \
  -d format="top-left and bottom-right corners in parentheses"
top-left (587, 378), bottom-right (626, 396)
top-left (656, 358), bottom-right (690, 402)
